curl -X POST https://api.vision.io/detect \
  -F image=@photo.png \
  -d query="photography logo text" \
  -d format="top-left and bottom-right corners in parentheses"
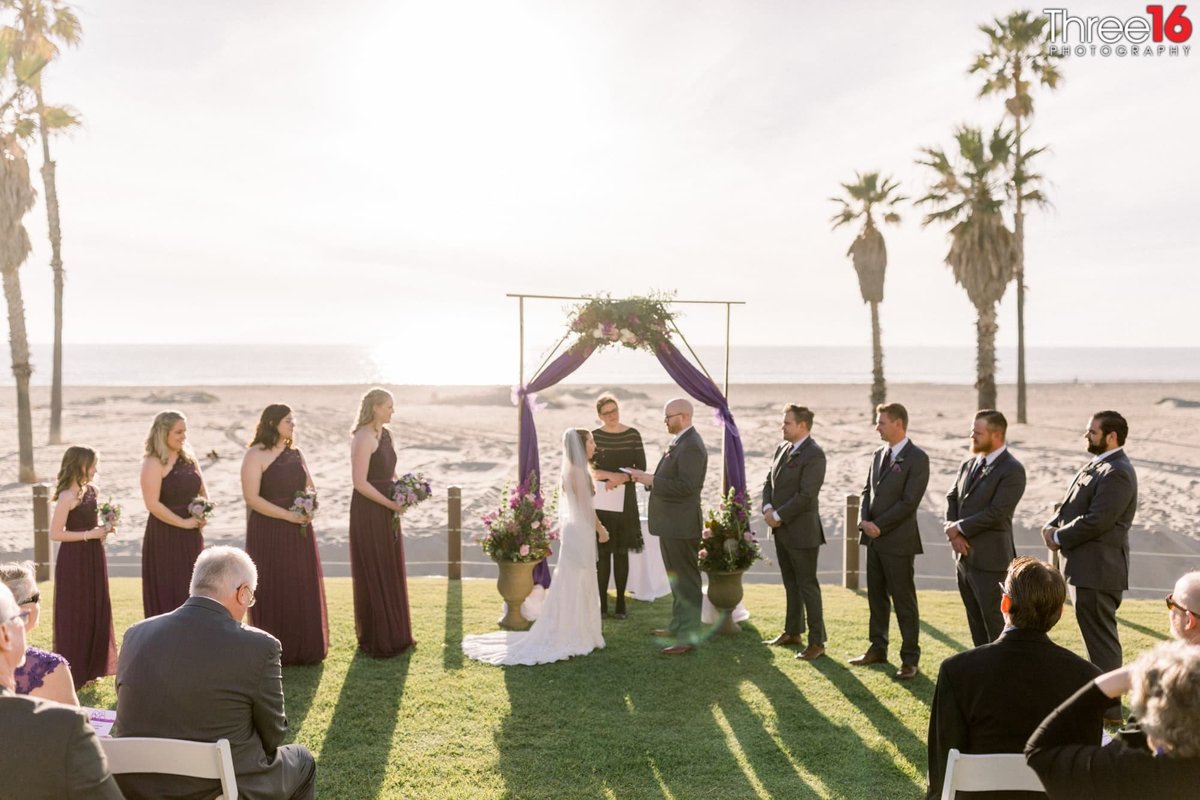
top-left (1043, 5), bottom-right (1193, 56)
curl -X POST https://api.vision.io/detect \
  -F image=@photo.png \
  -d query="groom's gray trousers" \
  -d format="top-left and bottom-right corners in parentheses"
top-left (660, 537), bottom-right (703, 643)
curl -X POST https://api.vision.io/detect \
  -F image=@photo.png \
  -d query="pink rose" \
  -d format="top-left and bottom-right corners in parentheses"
top-left (698, 549), bottom-right (708, 559)
top-left (531, 520), bottom-right (540, 529)
top-left (519, 544), bottom-right (530, 556)
top-left (702, 528), bottom-right (712, 539)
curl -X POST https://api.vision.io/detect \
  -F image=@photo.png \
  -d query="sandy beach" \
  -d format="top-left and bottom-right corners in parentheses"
top-left (2, 381), bottom-right (1198, 597)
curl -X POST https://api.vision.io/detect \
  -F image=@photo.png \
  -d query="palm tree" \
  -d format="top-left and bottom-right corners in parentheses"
top-left (916, 126), bottom-right (1019, 411)
top-left (3, 0), bottom-right (82, 444)
top-left (0, 129), bottom-right (38, 482)
top-left (830, 171), bottom-right (905, 411)
top-left (970, 10), bottom-right (1063, 423)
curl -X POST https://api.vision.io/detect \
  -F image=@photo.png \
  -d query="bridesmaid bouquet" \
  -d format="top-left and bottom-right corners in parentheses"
top-left (188, 496), bottom-right (215, 523)
top-left (290, 490), bottom-right (318, 537)
top-left (98, 500), bottom-right (122, 535)
top-left (392, 472), bottom-right (433, 531)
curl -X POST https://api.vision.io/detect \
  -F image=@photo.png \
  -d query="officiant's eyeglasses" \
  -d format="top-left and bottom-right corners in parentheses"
top-left (1166, 594), bottom-right (1197, 618)
top-left (18, 591), bottom-right (39, 605)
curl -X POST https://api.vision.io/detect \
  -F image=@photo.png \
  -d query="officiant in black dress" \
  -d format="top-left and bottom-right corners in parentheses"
top-left (591, 393), bottom-right (646, 619)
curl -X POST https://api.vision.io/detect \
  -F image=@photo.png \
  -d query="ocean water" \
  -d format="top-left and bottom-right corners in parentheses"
top-left (2, 343), bottom-right (1198, 387)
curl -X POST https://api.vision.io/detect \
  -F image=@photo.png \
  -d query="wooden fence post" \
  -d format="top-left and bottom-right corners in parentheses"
top-left (33, 484), bottom-right (51, 582)
top-left (843, 493), bottom-right (860, 591)
top-left (448, 486), bottom-right (462, 580)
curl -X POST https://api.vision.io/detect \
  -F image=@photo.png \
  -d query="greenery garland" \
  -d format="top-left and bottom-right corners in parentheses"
top-left (566, 294), bottom-right (676, 353)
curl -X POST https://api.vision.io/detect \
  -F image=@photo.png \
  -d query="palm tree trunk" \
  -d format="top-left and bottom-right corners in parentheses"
top-left (3, 266), bottom-right (36, 482)
top-left (976, 303), bottom-right (999, 411)
top-left (869, 300), bottom-right (886, 411)
top-left (1014, 120), bottom-right (1027, 424)
top-left (36, 88), bottom-right (65, 444)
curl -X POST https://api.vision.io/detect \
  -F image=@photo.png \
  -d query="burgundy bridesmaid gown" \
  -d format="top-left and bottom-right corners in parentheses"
top-left (245, 447), bottom-right (329, 665)
top-left (53, 485), bottom-right (117, 688)
top-left (141, 458), bottom-right (205, 618)
top-left (349, 428), bottom-right (415, 657)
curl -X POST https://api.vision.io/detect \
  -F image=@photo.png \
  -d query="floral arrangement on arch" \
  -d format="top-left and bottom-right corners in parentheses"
top-left (698, 487), bottom-right (763, 573)
top-left (567, 294), bottom-right (676, 353)
top-left (479, 475), bottom-right (559, 563)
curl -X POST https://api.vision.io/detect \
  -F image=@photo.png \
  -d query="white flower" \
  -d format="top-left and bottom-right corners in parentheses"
top-left (619, 328), bottom-right (638, 344)
top-left (593, 325), bottom-right (606, 339)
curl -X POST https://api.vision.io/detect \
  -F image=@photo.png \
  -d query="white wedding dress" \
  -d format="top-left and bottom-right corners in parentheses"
top-left (463, 431), bottom-right (604, 666)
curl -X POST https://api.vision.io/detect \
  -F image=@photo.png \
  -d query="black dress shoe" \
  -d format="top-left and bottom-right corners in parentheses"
top-left (894, 664), bottom-right (919, 680)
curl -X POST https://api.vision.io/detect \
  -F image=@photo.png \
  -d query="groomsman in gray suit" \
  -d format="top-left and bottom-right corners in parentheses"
top-left (851, 403), bottom-right (929, 680)
top-left (114, 546), bottom-right (316, 800)
top-left (761, 405), bottom-right (828, 661)
top-left (628, 398), bottom-right (708, 655)
top-left (1042, 410), bottom-right (1138, 723)
top-left (944, 409), bottom-right (1026, 646)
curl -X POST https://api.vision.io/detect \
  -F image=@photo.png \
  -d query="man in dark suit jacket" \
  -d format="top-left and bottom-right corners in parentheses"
top-left (944, 409), bottom-right (1027, 647)
top-left (927, 556), bottom-right (1102, 799)
top-left (852, 402), bottom-right (929, 680)
top-left (114, 546), bottom-right (316, 800)
top-left (761, 404), bottom-right (828, 661)
top-left (0, 583), bottom-right (124, 800)
top-left (629, 397), bottom-right (708, 655)
top-left (1042, 410), bottom-right (1137, 722)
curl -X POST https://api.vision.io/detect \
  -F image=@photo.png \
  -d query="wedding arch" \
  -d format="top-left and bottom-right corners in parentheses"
top-left (508, 293), bottom-right (748, 587)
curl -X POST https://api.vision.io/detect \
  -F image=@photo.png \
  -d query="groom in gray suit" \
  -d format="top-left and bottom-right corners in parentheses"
top-left (629, 398), bottom-right (708, 655)
top-left (114, 546), bottom-right (316, 800)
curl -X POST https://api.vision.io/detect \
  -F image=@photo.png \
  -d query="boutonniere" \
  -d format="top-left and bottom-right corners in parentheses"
top-left (1079, 473), bottom-right (1093, 486)
top-left (890, 455), bottom-right (905, 474)
top-left (980, 464), bottom-right (994, 479)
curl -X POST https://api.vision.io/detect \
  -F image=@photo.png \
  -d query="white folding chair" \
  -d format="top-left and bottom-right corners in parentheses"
top-left (941, 748), bottom-right (1045, 799)
top-left (101, 737), bottom-right (238, 800)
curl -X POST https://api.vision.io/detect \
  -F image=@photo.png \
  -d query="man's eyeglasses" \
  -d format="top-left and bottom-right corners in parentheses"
top-left (239, 584), bottom-right (257, 608)
top-left (4, 610), bottom-right (31, 626)
top-left (664, 412), bottom-right (683, 422)
top-left (1166, 594), bottom-right (1197, 617)
top-left (19, 591), bottom-right (40, 606)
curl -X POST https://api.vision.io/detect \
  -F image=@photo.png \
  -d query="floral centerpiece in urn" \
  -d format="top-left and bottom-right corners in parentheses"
top-left (479, 476), bottom-right (558, 629)
top-left (698, 487), bottom-right (762, 635)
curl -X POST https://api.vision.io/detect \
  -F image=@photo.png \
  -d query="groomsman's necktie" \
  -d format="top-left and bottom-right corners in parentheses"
top-left (879, 449), bottom-right (892, 476)
top-left (966, 457), bottom-right (985, 491)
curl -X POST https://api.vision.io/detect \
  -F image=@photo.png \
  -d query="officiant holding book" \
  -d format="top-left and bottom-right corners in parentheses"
top-left (590, 393), bottom-right (647, 619)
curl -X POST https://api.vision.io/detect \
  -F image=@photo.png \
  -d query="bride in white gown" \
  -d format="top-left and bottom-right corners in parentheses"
top-left (463, 428), bottom-right (609, 666)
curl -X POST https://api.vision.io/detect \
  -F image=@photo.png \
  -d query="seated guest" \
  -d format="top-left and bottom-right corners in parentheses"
top-left (114, 546), bottom-right (316, 800)
top-left (0, 561), bottom-right (79, 705)
top-left (926, 556), bottom-right (1102, 799)
top-left (0, 583), bottom-right (124, 799)
top-left (1026, 640), bottom-right (1200, 798)
top-left (1115, 570), bottom-right (1200, 750)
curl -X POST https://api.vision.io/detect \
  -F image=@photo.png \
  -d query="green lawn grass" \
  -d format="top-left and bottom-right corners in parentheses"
top-left (33, 577), bottom-right (1168, 800)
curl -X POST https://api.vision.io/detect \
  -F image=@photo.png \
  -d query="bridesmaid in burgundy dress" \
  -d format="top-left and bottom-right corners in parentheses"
top-left (139, 411), bottom-right (208, 618)
top-left (241, 404), bottom-right (329, 665)
top-left (349, 388), bottom-right (414, 657)
top-left (48, 446), bottom-right (117, 689)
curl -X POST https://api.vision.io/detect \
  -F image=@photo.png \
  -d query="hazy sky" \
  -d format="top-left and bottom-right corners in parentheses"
top-left (14, 0), bottom-right (1199, 381)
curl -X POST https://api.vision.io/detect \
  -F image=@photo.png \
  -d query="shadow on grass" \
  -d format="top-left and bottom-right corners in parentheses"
top-left (918, 617), bottom-right (969, 655)
top-left (812, 656), bottom-right (930, 764)
top-left (319, 651), bottom-right (412, 798)
top-left (283, 662), bottom-right (325, 739)
top-left (444, 579), bottom-right (463, 671)
top-left (1117, 615), bottom-right (1169, 642)
top-left (493, 607), bottom-right (918, 799)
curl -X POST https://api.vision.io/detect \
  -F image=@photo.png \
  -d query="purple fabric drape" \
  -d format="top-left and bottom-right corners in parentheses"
top-left (515, 344), bottom-right (594, 588)
top-left (512, 338), bottom-right (747, 588)
top-left (654, 341), bottom-right (746, 494)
